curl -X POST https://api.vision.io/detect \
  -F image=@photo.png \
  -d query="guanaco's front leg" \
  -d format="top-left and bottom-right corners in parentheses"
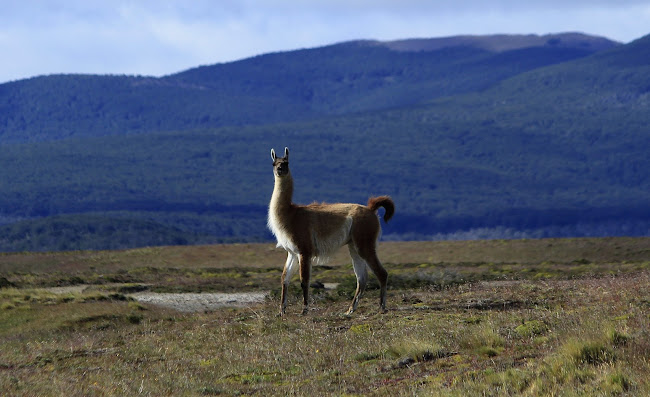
top-left (280, 253), bottom-right (298, 315)
top-left (299, 254), bottom-right (311, 315)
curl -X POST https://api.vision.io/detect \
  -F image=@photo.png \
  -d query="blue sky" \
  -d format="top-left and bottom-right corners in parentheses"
top-left (1, 0), bottom-right (649, 83)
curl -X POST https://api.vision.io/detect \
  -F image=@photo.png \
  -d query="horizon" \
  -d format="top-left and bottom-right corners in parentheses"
top-left (1, 31), bottom-right (642, 84)
top-left (2, 1), bottom-right (650, 84)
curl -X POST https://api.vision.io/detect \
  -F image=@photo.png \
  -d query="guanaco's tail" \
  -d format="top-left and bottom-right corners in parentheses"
top-left (367, 196), bottom-right (395, 223)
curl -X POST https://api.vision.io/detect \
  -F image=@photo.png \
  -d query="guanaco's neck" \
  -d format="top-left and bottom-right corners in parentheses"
top-left (270, 172), bottom-right (294, 216)
top-left (268, 171), bottom-right (298, 251)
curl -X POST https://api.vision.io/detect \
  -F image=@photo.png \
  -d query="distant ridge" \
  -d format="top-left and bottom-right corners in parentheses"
top-left (374, 32), bottom-right (620, 53)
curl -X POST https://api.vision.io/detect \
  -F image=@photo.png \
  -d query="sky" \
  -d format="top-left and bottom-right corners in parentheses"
top-left (1, 0), bottom-right (649, 84)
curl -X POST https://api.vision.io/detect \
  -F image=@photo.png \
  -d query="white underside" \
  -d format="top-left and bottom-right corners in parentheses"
top-left (267, 209), bottom-right (298, 254)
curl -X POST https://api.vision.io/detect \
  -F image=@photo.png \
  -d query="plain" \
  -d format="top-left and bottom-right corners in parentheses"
top-left (1, 237), bottom-right (649, 395)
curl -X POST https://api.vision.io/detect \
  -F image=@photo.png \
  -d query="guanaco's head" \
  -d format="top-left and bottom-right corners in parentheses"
top-left (270, 147), bottom-right (290, 177)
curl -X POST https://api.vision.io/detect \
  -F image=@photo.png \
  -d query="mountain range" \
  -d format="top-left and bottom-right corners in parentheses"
top-left (0, 32), bottom-right (648, 251)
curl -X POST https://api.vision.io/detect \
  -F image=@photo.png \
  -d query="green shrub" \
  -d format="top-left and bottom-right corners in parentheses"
top-left (571, 341), bottom-right (615, 365)
top-left (515, 320), bottom-right (548, 338)
top-left (608, 329), bottom-right (630, 347)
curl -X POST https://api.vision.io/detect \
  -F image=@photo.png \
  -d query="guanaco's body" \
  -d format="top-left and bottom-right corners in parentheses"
top-left (268, 147), bottom-right (394, 315)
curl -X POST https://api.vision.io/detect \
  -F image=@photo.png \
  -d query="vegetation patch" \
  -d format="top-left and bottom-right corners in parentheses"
top-left (515, 320), bottom-right (548, 338)
top-left (608, 329), bottom-right (631, 347)
top-left (568, 341), bottom-right (615, 366)
top-left (387, 339), bottom-right (453, 368)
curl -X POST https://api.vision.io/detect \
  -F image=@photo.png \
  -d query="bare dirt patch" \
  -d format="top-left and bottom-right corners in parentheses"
top-left (130, 291), bottom-right (269, 312)
top-left (45, 285), bottom-right (90, 294)
top-left (44, 284), bottom-right (269, 312)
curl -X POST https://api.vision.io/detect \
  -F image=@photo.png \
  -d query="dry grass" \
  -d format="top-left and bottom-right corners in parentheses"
top-left (1, 236), bottom-right (648, 274)
top-left (1, 237), bottom-right (650, 395)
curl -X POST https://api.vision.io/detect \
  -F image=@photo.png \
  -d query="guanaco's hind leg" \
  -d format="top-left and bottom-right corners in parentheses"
top-left (368, 254), bottom-right (388, 313)
top-left (346, 244), bottom-right (369, 315)
top-left (349, 212), bottom-right (388, 314)
top-left (357, 243), bottom-right (388, 313)
top-left (280, 252), bottom-right (298, 315)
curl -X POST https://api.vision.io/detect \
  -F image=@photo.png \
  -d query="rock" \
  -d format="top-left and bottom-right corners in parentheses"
top-left (397, 357), bottom-right (415, 368)
top-left (0, 277), bottom-right (15, 289)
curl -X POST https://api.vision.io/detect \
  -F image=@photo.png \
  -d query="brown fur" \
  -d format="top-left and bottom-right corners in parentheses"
top-left (367, 196), bottom-right (395, 223)
top-left (268, 147), bottom-right (395, 315)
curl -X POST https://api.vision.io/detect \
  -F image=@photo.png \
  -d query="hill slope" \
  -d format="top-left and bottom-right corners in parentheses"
top-left (0, 33), bottom-right (648, 251)
top-left (0, 215), bottom-right (211, 252)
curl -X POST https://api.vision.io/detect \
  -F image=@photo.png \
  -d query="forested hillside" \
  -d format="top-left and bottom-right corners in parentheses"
top-left (1, 33), bottom-right (648, 252)
top-left (0, 33), bottom-right (616, 143)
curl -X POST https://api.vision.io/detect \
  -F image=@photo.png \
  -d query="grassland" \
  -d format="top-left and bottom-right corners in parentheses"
top-left (1, 237), bottom-right (649, 396)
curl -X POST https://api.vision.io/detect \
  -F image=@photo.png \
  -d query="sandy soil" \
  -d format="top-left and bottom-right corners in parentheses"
top-left (129, 291), bottom-right (269, 312)
top-left (45, 285), bottom-right (90, 294)
top-left (45, 285), bottom-right (269, 312)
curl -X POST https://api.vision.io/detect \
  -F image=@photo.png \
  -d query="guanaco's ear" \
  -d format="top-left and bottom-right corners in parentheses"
top-left (271, 149), bottom-right (276, 161)
top-left (284, 147), bottom-right (289, 159)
